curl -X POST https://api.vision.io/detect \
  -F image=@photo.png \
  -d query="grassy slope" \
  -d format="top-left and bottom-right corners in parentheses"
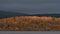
top-left (0, 16), bottom-right (60, 31)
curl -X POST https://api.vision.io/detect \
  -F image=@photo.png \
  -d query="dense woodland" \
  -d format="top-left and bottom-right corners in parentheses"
top-left (0, 16), bottom-right (60, 31)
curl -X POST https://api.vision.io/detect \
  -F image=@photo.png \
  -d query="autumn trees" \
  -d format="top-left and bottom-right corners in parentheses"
top-left (0, 16), bottom-right (60, 31)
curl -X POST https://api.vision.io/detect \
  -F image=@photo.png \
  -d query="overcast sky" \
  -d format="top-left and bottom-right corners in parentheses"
top-left (0, 0), bottom-right (60, 14)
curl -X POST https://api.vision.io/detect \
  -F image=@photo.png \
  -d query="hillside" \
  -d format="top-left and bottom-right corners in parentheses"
top-left (0, 16), bottom-right (60, 31)
top-left (1, 10), bottom-right (60, 18)
top-left (0, 10), bottom-right (28, 18)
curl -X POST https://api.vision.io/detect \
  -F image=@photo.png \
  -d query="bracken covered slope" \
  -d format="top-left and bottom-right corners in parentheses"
top-left (0, 16), bottom-right (60, 31)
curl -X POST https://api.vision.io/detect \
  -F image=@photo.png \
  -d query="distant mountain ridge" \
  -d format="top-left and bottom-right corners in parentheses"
top-left (30, 14), bottom-right (60, 18)
top-left (0, 10), bottom-right (28, 18)
top-left (0, 10), bottom-right (60, 18)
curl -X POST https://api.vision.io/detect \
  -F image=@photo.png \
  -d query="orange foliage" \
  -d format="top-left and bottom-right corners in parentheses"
top-left (0, 16), bottom-right (60, 31)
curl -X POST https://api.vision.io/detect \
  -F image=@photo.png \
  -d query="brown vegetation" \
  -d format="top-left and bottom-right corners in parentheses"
top-left (0, 16), bottom-right (60, 31)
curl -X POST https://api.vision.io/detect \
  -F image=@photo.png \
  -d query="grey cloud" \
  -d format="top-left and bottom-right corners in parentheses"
top-left (0, 0), bottom-right (60, 14)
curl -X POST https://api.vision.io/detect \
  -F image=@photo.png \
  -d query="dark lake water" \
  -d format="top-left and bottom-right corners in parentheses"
top-left (0, 31), bottom-right (60, 34)
top-left (0, 0), bottom-right (60, 14)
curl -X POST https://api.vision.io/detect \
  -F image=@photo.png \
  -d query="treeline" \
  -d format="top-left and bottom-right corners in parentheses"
top-left (0, 16), bottom-right (60, 31)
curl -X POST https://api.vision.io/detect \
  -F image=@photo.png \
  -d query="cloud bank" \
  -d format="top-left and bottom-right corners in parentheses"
top-left (0, 0), bottom-right (60, 14)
